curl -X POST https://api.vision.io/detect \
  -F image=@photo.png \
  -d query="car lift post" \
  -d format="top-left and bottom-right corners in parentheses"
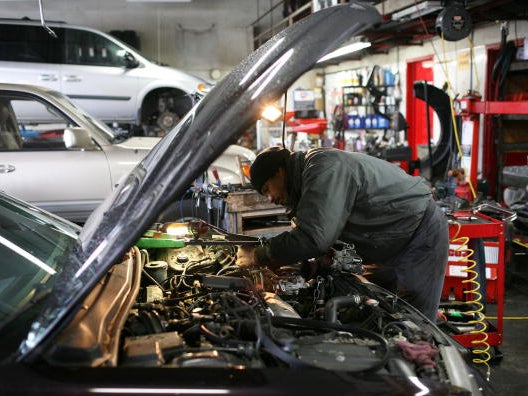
top-left (456, 93), bottom-right (528, 197)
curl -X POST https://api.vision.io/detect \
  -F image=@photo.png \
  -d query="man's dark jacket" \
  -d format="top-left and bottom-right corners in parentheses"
top-left (259, 148), bottom-right (432, 265)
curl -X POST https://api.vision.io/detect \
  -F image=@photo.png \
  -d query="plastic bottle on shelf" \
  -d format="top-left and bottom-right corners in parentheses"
top-left (374, 69), bottom-right (381, 86)
top-left (365, 115), bottom-right (371, 128)
top-left (347, 110), bottom-right (358, 129)
top-left (371, 115), bottom-right (378, 128)
top-left (358, 107), bottom-right (366, 128)
top-left (384, 69), bottom-right (394, 86)
top-left (354, 116), bottom-right (361, 129)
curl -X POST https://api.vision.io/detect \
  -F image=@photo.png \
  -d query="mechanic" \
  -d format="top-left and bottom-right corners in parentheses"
top-left (238, 146), bottom-right (448, 321)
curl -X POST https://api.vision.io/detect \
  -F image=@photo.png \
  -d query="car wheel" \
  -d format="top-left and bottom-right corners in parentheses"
top-left (156, 110), bottom-right (180, 131)
top-left (141, 88), bottom-right (193, 135)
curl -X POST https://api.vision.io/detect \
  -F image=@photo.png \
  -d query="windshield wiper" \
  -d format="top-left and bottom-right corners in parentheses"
top-left (30, 284), bottom-right (53, 304)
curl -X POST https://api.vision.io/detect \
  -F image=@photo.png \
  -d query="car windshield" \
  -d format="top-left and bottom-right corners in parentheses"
top-left (0, 194), bottom-right (79, 355)
top-left (45, 89), bottom-right (117, 142)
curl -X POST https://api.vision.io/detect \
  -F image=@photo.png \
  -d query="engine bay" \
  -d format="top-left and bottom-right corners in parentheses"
top-left (117, 220), bottom-right (457, 381)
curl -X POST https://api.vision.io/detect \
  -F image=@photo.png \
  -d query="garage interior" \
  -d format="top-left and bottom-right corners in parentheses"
top-left (1, 0), bottom-right (528, 394)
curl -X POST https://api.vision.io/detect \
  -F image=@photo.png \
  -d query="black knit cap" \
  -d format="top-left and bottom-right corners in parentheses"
top-left (250, 147), bottom-right (290, 194)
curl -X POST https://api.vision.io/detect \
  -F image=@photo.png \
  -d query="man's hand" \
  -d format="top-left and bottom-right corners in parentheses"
top-left (236, 245), bottom-right (256, 267)
top-left (300, 249), bottom-right (334, 280)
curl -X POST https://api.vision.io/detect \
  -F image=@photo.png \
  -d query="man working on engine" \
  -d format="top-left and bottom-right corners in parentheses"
top-left (238, 146), bottom-right (448, 321)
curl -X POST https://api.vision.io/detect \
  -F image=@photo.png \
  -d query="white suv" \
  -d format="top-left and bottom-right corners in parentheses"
top-left (0, 18), bottom-right (211, 134)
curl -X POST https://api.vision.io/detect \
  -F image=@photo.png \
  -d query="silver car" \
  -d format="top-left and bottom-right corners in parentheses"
top-left (0, 83), bottom-right (254, 222)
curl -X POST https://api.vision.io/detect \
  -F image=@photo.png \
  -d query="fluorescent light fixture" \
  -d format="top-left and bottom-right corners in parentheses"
top-left (318, 41), bottom-right (371, 63)
top-left (91, 389), bottom-right (229, 395)
top-left (127, 0), bottom-right (192, 2)
top-left (392, 1), bottom-right (442, 21)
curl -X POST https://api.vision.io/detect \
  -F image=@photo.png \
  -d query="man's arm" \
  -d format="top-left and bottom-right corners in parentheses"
top-left (258, 157), bottom-right (359, 268)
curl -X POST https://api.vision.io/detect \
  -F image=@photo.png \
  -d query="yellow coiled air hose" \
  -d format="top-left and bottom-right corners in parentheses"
top-left (450, 222), bottom-right (491, 378)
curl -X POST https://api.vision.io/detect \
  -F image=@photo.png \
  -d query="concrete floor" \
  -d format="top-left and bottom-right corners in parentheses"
top-left (482, 271), bottom-right (528, 395)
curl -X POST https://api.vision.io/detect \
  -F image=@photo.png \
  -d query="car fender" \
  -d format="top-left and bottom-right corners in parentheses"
top-left (108, 140), bottom-right (254, 187)
top-left (114, 136), bottom-right (162, 151)
top-left (208, 145), bottom-right (256, 185)
top-left (101, 145), bottom-right (153, 188)
top-left (134, 65), bottom-right (209, 104)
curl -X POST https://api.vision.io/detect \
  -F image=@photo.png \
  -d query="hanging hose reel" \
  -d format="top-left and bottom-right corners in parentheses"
top-left (436, 4), bottom-right (473, 41)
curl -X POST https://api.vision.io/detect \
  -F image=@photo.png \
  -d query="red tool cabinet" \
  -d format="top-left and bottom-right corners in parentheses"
top-left (442, 210), bottom-right (506, 347)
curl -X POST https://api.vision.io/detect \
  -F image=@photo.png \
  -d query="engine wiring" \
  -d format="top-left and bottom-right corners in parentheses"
top-left (126, 224), bottom-right (479, 386)
top-left (269, 315), bottom-right (391, 372)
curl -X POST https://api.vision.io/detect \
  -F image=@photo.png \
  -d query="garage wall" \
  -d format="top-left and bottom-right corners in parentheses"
top-left (0, 0), bottom-right (269, 81)
top-left (321, 20), bottom-right (528, 171)
top-left (323, 20), bottom-right (528, 118)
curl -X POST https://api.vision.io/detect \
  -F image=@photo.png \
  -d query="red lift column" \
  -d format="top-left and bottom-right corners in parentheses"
top-left (457, 94), bottom-right (528, 199)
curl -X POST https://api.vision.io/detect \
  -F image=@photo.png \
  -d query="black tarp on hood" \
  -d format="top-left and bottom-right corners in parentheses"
top-left (19, 2), bottom-right (381, 359)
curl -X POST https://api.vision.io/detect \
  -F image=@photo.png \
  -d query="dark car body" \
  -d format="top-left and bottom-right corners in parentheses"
top-left (0, 187), bottom-right (488, 395)
top-left (0, 3), bottom-right (491, 395)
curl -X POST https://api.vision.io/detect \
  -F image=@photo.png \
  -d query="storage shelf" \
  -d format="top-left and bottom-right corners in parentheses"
top-left (501, 142), bottom-right (528, 151)
top-left (509, 60), bottom-right (528, 72)
top-left (500, 114), bottom-right (528, 121)
top-left (343, 84), bottom-right (395, 88)
top-left (345, 128), bottom-right (389, 131)
top-left (243, 225), bottom-right (290, 238)
top-left (342, 68), bottom-right (398, 132)
top-left (344, 104), bottom-right (396, 108)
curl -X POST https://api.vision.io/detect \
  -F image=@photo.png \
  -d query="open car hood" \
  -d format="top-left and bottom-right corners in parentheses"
top-left (19, 3), bottom-right (382, 357)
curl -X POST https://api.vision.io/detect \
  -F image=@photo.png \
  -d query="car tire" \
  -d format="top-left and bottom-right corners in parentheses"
top-left (140, 88), bottom-right (194, 135)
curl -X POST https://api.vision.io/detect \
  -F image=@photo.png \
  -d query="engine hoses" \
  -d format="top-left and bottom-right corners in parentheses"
top-left (450, 224), bottom-right (491, 377)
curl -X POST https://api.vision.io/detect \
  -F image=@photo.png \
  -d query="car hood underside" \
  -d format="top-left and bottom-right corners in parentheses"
top-left (20, 2), bottom-right (383, 359)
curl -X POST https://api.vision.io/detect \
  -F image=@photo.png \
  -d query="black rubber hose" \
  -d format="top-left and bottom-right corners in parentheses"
top-left (269, 316), bottom-right (390, 372)
top-left (199, 323), bottom-right (245, 347)
top-left (324, 295), bottom-right (363, 323)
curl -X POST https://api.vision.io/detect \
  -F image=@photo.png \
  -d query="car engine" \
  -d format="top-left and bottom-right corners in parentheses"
top-left (116, 220), bottom-right (472, 386)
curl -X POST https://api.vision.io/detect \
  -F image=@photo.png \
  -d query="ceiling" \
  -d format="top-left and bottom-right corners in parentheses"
top-left (363, 0), bottom-right (527, 54)
top-left (253, 0), bottom-right (527, 63)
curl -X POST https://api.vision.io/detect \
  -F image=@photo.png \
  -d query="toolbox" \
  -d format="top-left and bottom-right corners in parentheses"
top-left (441, 208), bottom-right (507, 348)
top-left (443, 240), bottom-right (500, 303)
